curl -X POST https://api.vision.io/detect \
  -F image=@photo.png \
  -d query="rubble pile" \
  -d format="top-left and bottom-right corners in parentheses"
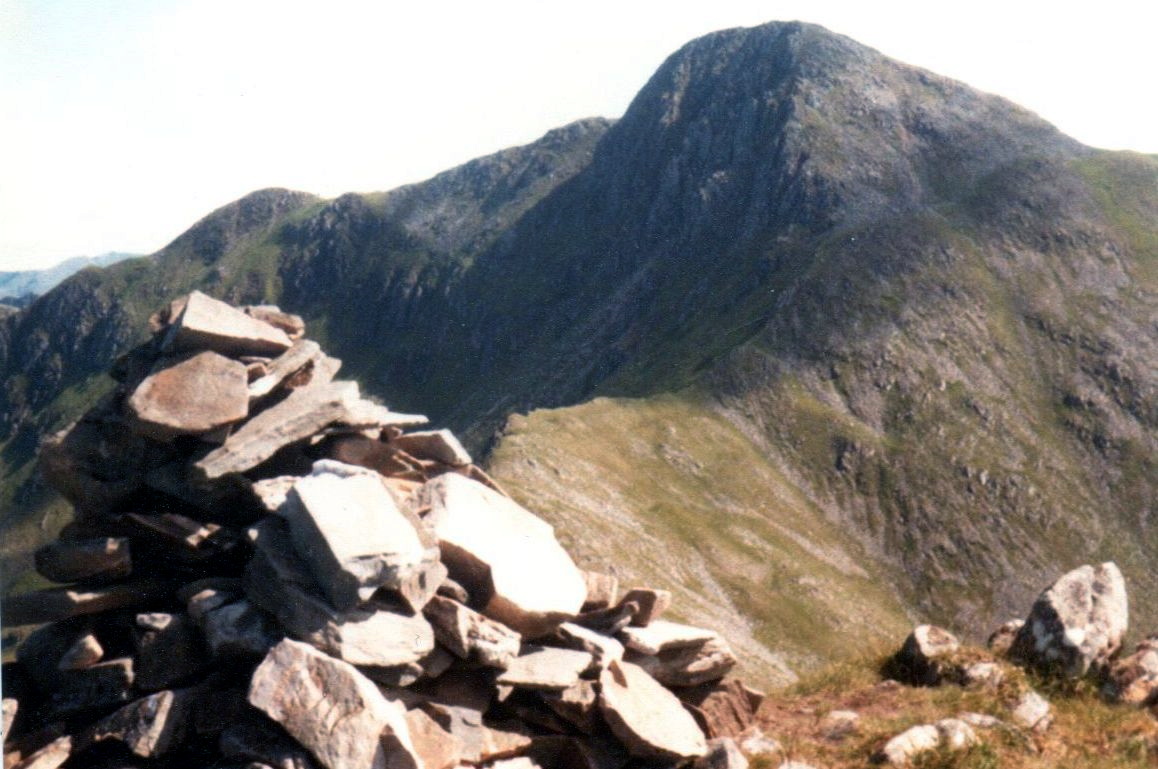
top-left (1, 292), bottom-right (758, 769)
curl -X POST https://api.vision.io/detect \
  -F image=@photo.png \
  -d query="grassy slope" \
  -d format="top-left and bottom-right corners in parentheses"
top-left (485, 391), bottom-right (914, 687)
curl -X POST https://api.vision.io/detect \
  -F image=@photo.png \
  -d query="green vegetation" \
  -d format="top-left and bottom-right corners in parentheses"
top-left (486, 391), bottom-right (913, 686)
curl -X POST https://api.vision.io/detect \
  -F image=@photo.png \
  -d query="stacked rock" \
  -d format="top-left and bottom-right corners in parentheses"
top-left (1, 292), bottom-right (755, 769)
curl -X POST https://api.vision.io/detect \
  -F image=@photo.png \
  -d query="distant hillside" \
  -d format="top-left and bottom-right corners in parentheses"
top-left (1, 22), bottom-right (1154, 682)
top-left (0, 252), bottom-right (138, 306)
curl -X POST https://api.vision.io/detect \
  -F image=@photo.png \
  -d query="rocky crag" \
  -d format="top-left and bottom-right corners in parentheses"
top-left (1, 20), bottom-right (1156, 673)
top-left (1, 295), bottom-right (760, 769)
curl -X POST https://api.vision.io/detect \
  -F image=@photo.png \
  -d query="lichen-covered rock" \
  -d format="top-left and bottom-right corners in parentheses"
top-left (887, 625), bottom-right (960, 685)
top-left (1009, 562), bottom-right (1128, 678)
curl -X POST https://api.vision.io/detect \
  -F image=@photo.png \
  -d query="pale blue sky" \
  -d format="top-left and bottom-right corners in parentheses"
top-left (2, 0), bottom-right (1155, 270)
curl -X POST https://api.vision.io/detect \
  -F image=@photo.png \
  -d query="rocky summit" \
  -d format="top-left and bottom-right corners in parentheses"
top-left (1, 295), bottom-right (751, 769)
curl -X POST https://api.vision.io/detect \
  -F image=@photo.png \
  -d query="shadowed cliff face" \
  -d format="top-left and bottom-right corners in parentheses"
top-left (1, 22), bottom-right (1154, 665)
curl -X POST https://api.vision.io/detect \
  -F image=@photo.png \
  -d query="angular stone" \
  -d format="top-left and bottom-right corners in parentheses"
top-left (693, 738), bottom-right (748, 769)
top-left (218, 719), bottom-right (318, 769)
top-left (57, 632), bottom-right (103, 671)
top-left (496, 645), bottom-right (594, 691)
top-left (243, 305), bottom-right (306, 340)
top-left (423, 596), bottom-right (521, 668)
top-left (199, 599), bottom-right (282, 660)
top-left (9, 735), bottom-right (71, 769)
top-left (598, 660), bottom-right (708, 760)
top-left (421, 474), bottom-right (586, 637)
top-left (126, 351), bottom-right (249, 439)
top-left (279, 460), bottom-right (439, 612)
top-left (16, 619), bottom-right (91, 690)
top-left (573, 601), bottom-right (638, 635)
top-left (4, 580), bottom-right (173, 626)
top-left (620, 588), bottom-right (671, 627)
top-left (404, 708), bottom-right (464, 769)
top-left (163, 291), bottom-right (292, 357)
top-left (675, 678), bottom-right (760, 740)
top-left (1011, 690), bottom-right (1052, 732)
top-left (195, 381), bottom-right (362, 480)
top-left (580, 571), bottom-right (619, 611)
top-left (627, 635), bottom-right (736, 687)
top-left (554, 623), bottom-right (625, 669)
top-left (887, 624), bottom-right (961, 685)
top-left (81, 690), bottom-right (188, 758)
top-left (34, 538), bottom-right (131, 585)
top-left (133, 613), bottom-right (210, 692)
top-left (323, 435), bottom-right (426, 480)
top-left (334, 399), bottom-right (429, 431)
top-left (1010, 562), bottom-right (1129, 678)
top-left (390, 429), bottom-right (472, 467)
top-left (541, 680), bottom-right (599, 734)
top-left (247, 340), bottom-right (327, 404)
top-left (249, 639), bottom-right (420, 769)
top-left (49, 658), bottom-right (135, 717)
top-left (617, 619), bottom-right (718, 656)
top-left (245, 517), bottom-right (432, 668)
top-left (1108, 636), bottom-right (1158, 704)
top-left (122, 512), bottom-right (232, 564)
top-left (186, 587), bottom-right (239, 622)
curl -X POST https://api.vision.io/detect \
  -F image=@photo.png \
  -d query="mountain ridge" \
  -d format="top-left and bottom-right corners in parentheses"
top-left (1, 21), bottom-right (1154, 680)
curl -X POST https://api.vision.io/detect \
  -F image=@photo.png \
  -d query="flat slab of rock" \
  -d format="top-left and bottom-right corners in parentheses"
top-left (243, 304), bottom-right (305, 339)
top-left (34, 537), bottom-right (131, 584)
top-left (249, 639), bottom-right (420, 769)
top-left (247, 339), bottom-right (329, 404)
top-left (195, 381), bottom-right (361, 480)
top-left (617, 619), bottom-right (718, 656)
top-left (598, 660), bottom-right (707, 760)
top-left (620, 588), bottom-right (671, 627)
top-left (1010, 561), bottom-right (1128, 677)
top-left (127, 351), bottom-right (249, 439)
top-left (627, 635), bottom-right (737, 687)
top-left (554, 622), bottom-right (625, 669)
top-left (279, 460), bottom-right (438, 611)
top-left (390, 429), bottom-right (472, 466)
top-left (164, 291), bottom-right (292, 357)
top-left (495, 645), bottom-right (594, 691)
top-left (9, 735), bottom-right (71, 769)
top-left (421, 474), bottom-right (586, 637)
top-left (4, 580), bottom-right (173, 626)
top-left (423, 595), bottom-right (521, 668)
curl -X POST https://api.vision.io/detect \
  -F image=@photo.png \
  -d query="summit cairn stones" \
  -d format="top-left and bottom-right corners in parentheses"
top-left (163, 290), bottom-right (292, 357)
top-left (249, 639), bottom-right (420, 769)
top-left (421, 473), bottom-right (587, 637)
top-left (126, 351), bottom-right (249, 439)
top-left (6, 292), bottom-right (740, 769)
top-left (278, 459), bottom-right (439, 612)
top-left (599, 660), bottom-right (708, 760)
top-left (1009, 562), bottom-right (1128, 677)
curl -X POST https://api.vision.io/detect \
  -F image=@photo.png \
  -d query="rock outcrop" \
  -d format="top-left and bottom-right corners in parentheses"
top-left (1, 295), bottom-right (743, 768)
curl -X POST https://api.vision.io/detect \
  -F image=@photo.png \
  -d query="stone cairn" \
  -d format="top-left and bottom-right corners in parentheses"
top-left (1, 292), bottom-right (761, 769)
